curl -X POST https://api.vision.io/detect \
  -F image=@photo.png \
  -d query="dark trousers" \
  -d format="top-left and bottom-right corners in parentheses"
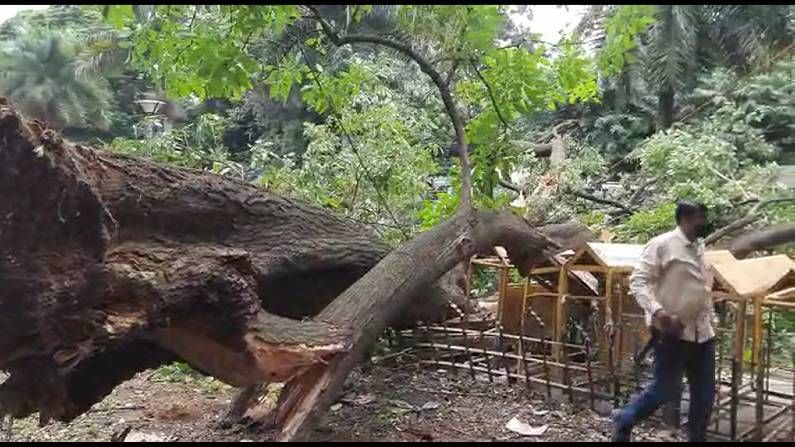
top-left (615, 331), bottom-right (715, 441)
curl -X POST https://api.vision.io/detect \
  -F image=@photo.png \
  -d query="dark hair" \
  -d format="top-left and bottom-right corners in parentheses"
top-left (675, 200), bottom-right (707, 224)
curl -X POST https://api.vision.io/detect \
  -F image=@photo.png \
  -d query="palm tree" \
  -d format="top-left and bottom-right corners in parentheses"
top-left (0, 32), bottom-right (113, 130)
top-left (643, 5), bottom-right (700, 129)
top-left (706, 5), bottom-right (794, 72)
top-left (584, 4), bottom-right (793, 129)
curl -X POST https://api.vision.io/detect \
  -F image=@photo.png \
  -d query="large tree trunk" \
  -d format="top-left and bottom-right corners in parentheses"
top-left (0, 101), bottom-right (478, 425)
top-left (270, 207), bottom-right (552, 440)
top-left (0, 100), bottom-right (553, 439)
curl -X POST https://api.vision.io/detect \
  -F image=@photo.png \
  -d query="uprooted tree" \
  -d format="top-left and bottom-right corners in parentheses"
top-left (3, 5), bottom-right (792, 441)
top-left (0, 98), bottom-right (558, 436)
top-left (0, 4), bottom-right (601, 440)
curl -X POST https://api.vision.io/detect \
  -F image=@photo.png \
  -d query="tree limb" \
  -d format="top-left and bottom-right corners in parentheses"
top-left (498, 179), bottom-right (524, 195)
top-left (730, 223), bottom-right (795, 258)
top-left (704, 197), bottom-right (795, 245)
top-left (510, 140), bottom-right (554, 156)
top-left (470, 60), bottom-right (510, 130)
top-left (567, 188), bottom-right (633, 213)
top-left (627, 178), bottom-right (657, 206)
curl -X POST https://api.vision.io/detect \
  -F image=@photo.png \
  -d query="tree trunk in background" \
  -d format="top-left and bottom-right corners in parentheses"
top-left (658, 84), bottom-right (675, 130)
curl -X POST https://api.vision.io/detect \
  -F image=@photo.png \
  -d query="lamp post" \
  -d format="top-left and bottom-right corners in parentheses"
top-left (133, 97), bottom-right (166, 139)
top-left (134, 98), bottom-right (166, 115)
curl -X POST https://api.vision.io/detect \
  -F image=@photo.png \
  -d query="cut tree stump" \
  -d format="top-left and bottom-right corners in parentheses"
top-left (0, 100), bottom-right (555, 438)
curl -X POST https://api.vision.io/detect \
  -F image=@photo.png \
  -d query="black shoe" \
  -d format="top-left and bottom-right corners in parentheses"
top-left (611, 410), bottom-right (631, 442)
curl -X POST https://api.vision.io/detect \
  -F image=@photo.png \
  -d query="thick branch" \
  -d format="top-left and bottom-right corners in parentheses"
top-left (304, 5), bottom-right (472, 207)
top-left (273, 208), bottom-right (555, 440)
top-left (567, 189), bottom-right (633, 213)
top-left (730, 223), bottom-right (795, 258)
top-left (704, 197), bottom-right (795, 245)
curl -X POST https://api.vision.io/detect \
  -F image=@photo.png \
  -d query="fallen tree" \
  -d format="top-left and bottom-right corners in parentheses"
top-left (0, 5), bottom-right (570, 440)
top-left (0, 97), bottom-right (552, 437)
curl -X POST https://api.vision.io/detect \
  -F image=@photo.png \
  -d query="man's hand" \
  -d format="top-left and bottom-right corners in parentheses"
top-left (652, 309), bottom-right (684, 337)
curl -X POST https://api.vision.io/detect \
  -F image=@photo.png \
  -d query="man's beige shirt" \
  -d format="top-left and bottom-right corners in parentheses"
top-left (630, 227), bottom-right (715, 343)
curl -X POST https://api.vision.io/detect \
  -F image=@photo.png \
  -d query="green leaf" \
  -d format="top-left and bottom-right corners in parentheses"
top-left (105, 5), bottom-right (134, 29)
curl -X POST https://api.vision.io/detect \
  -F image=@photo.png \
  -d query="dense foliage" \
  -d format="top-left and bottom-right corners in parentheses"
top-left (0, 4), bottom-right (791, 248)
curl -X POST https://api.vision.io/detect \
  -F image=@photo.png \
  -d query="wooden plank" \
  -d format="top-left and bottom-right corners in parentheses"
top-left (566, 265), bottom-right (609, 273)
top-left (553, 268), bottom-right (569, 362)
top-left (530, 266), bottom-right (561, 275)
top-left (762, 299), bottom-right (795, 309)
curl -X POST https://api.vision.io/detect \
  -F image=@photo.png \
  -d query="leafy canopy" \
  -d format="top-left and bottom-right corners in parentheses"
top-left (103, 4), bottom-right (600, 231)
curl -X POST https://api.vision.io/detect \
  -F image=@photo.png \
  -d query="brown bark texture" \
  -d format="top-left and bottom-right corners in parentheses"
top-left (730, 223), bottom-right (795, 259)
top-left (0, 100), bottom-right (472, 425)
top-left (0, 100), bottom-right (555, 439)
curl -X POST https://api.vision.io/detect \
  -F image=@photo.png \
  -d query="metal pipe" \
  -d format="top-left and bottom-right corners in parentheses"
top-left (730, 359), bottom-right (740, 440)
top-left (460, 300), bottom-right (476, 379)
top-left (418, 360), bottom-right (613, 400)
top-left (411, 342), bottom-right (598, 374)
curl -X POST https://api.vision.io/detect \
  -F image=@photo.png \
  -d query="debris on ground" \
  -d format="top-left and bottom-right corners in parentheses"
top-left (505, 417), bottom-right (548, 437)
top-left (123, 431), bottom-right (169, 442)
top-left (7, 362), bottom-right (668, 442)
top-left (420, 401), bottom-right (441, 411)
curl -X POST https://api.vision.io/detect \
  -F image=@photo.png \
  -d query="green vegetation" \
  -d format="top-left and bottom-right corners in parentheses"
top-left (1, 4), bottom-right (791, 245)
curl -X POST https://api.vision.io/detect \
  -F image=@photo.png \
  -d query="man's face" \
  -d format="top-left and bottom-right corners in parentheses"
top-left (682, 212), bottom-right (708, 239)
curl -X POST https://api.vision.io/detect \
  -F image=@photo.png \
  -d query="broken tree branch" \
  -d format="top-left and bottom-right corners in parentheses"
top-left (704, 197), bottom-right (795, 246)
top-left (567, 189), bottom-right (633, 214)
top-left (270, 208), bottom-right (554, 441)
top-left (730, 223), bottom-right (795, 258)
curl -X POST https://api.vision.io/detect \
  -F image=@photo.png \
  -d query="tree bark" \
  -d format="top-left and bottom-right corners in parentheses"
top-left (269, 207), bottom-right (553, 440)
top-left (730, 223), bottom-right (795, 259)
top-left (0, 101), bottom-right (470, 424)
top-left (704, 198), bottom-right (795, 246)
top-left (658, 85), bottom-right (675, 130)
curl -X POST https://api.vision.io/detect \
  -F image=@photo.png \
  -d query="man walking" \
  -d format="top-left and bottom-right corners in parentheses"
top-left (612, 201), bottom-right (715, 442)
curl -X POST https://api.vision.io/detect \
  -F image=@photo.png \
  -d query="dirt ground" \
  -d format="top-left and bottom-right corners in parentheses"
top-left (3, 360), bottom-right (670, 442)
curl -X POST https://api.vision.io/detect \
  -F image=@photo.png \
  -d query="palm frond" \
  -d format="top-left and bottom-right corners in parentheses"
top-left (0, 31), bottom-right (113, 129)
top-left (74, 28), bottom-right (130, 77)
top-left (643, 5), bottom-right (699, 92)
top-left (707, 5), bottom-right (793, 70)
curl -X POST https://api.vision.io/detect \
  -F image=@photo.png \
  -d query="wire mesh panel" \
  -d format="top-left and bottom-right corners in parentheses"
top-left (396, 254), bottom-right (795, 442)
